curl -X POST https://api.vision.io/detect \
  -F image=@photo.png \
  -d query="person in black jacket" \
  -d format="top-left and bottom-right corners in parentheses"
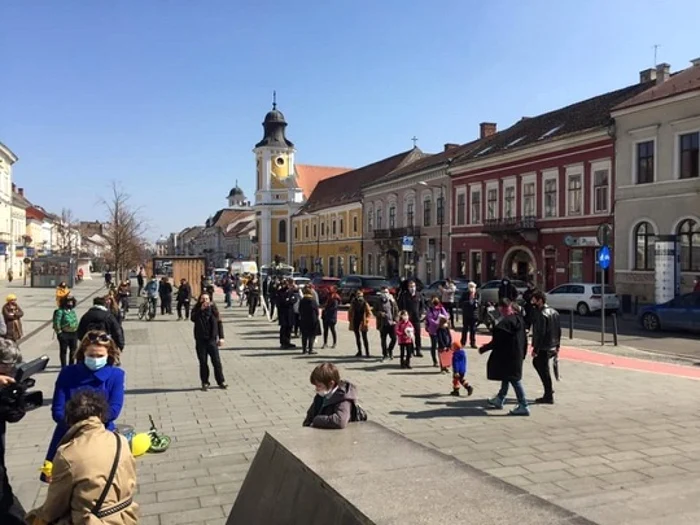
top-left (321, 287), bottom-right (340, 348)
top-left (77, 297), bottom-right (125, 351)
top-left (0, 340), bottom-right (28, 524)
top-left (159, 277), bottom-right (173, 315)
top-left (498, 278), bottom-right (519, 302)
top-left (397, 280), bottom-right (425, 357)
top-left (459, 281), bottom-right (480, 348)
top-left (191, 293), bottom-right (227, 391)
top-left (479, 298), bottom-right (529, 416)
top-left (521, 281), bottom-right (536, 330)
top-left (530, 290), bottom-right (561, 404)
top-left (298, 289), bottom-right (320, 355)
top-left (176, 278), bottom-right (192, 320)
top-left (277, 279), bottom-right (298, 349)
top-left (247, 276), bottom-right (261, 318)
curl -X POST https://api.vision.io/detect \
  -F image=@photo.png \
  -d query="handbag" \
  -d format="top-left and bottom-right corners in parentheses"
top-left (91, 433), bottom-right (132, 520)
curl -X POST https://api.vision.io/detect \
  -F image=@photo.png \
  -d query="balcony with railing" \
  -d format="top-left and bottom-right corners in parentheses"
top-left (372, 225), bottom-right (422, 240)
top-left (482, 215), bottom-right (538, 241)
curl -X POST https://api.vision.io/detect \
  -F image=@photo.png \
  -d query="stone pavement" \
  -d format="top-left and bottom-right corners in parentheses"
top-left (6, 291), bottom-right (700, 525)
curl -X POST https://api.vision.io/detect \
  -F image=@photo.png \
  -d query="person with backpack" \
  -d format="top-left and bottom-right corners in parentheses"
top-left (53, 295), bottom-right (79, 368)
top-left (77, 297), bottom-right (125, 351)
top-left (303, 363), bottom-right (366, 429)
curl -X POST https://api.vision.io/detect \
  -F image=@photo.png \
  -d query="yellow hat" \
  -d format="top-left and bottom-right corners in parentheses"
top-left (6, 294), bottom-right (16, 303)
top-left (131, 433), bottom-right (151, 457)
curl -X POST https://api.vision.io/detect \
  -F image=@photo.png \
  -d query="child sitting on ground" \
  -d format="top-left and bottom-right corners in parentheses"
top-left (451, 341), bottom-right (474, 396)
top-left (395, 310), bottom-right (415, 369)
top-left (303, 362), bottom-right (363, 429)
top-left (436, 316), bottom-right (452, 374)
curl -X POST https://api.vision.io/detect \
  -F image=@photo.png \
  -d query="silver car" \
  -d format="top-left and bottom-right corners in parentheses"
top-left (478, 279), bottom-right (529, 305)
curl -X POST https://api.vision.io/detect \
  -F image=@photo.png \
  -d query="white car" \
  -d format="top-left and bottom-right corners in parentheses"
top-left (545, 283), bottom-right (620, 316)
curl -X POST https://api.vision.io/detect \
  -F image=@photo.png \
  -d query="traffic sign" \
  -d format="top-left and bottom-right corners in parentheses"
top-left (402, 236), bottom-right (414, 252)
top-left (598, 245), bottom-right (611, 269)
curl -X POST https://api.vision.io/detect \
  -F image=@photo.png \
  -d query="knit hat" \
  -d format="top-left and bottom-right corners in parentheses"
top-left (5, 294), bottom-right (17, 303)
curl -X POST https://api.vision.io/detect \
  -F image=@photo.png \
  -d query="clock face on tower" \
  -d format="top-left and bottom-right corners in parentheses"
top-left (270, 154), bottom-right (290, 180)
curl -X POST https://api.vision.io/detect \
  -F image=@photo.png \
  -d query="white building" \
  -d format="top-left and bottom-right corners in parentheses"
top-left (0, 142), bottom-right (16, 279)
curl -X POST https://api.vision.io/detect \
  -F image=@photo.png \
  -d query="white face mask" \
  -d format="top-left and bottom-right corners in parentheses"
top-left (409, 287), bottom-right (416, 293)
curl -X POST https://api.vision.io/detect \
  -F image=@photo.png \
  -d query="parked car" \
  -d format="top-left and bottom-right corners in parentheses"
top-left (478, 279), bottom-right (529, 305)
top-left (421, 279), bottom-right (472, 302)
top-left (337, 275), bottom-right (391, 309)
top-left (311, 276), bottom-right (340, 304)
top-left (546, 283), bottom-right (620, 316)
top-left (639, 292), bottom-right (700, 332)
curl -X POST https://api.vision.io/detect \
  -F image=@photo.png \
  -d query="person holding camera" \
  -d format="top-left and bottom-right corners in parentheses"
top-left (0, 339), bottom-right (29, 524)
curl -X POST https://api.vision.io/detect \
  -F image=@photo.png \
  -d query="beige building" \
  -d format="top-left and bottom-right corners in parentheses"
top-left (613, 60), bottom-right (700, 301)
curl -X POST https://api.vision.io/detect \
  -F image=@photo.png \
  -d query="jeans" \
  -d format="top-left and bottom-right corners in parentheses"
top-left (497, 379), bottom-right (528, 406)
top-left (533, 351), bottom-right (554, 399)
top-left (249, 295), bottom-right (259, 316)
top-left (429, 334), bottom-right (438, 365)
top-left (57, 332), bottom-right (77, 368)
top-left (380, 325), bottom-right (397, 358)
top-left (400, 343), bottom-right (414, 366)
top-left (410, 316), bottom-right (422, 352)
top-left (160, 296), bottom-right (172, 315)
top-left (301, 332), bottom-right (315, 353)
top-left (195, 340), bottom-right (225, 386)
top-left (353, 327), bottom-right (370, 355)
top-left (177, 300), bottom-right (190, 319)
top-left (148, 297), bottom-right (157, 317)
top-left (280, 325), bottom-right (292, 346)
top-left (460, 319), bottom-right (477, 347)
top-left (269, 299), bottom-right (276, 320)
top-left (322, 320), bottom-right (337, 346)
top-left (225, 291), bottom-right (232, 308)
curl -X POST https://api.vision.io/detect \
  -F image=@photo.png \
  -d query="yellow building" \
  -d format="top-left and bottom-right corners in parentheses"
top-left (292, 148), bottom-right (422, 276)
top-left (252, 97), bottom-right (348, 266)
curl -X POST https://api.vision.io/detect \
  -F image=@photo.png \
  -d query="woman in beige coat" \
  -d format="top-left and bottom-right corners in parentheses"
top-left (26, 390), bottom-right (138, 525)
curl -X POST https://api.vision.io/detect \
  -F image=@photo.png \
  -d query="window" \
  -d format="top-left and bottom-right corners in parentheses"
top-left (407, 202), bottom-right (414, 226)
top-left (678, 218), bottom-right (700, 271)
top-left (389, 205), bottom-right (396, 228)
top-left (352, 215), bottom-right (358, 233)
top-left (569, 249), bottom-right (583, 282)
top-left (312, 223), bottom-right (317, 237)
top-left (634, 222), bottom-right (656, 270)
top-left (337, 256), bottom-right (345, 277)
top-left (366, 212), bottom-right (372, 232)
top-left (376, 208), bottom-right (382, 229)
top-left (423, 198), bottom-right (432, 227)
top-left (304, 224), bottom-right (309, 238)
top-left (332, 220), bottom-right (337, 235)
top-left (470, 189), bottom-right (481, 224)
top-left (456, 192), bottom-right (466, 225)
top-left (349, 255), bottom-right (358, 274)
top-left (539, 124), bottom-right (563, 140)
top-left (487, 188), bottom-right (498, 220)
top-left (486, 252), bottom-right (497, 281)
top-left (523, 182), bottom-right (535, 216)
top-left (294, 225), bottom-right (299, 240)
top-left (544, 177), bottom-right (557, 217)
top-left (680, 132), bottom-right (699, 179)
top-left (456, 252), bottom-right (467, 278)
top-left (593, 169), bottom-right (609, 213)
top-left (504, 186), bottom-right (515, 218)
top-left (428, 238), bottom-right (436, 260)
top-left (437, 196), bottom-right (445, 225)
top-left (367, 253), bottom-right (373, 274)
top-left (278, 220), bottom-right (286, 243)
top-left (636, 140), bottom-right (655, 184)
top-left (567, 174), bottom-right (582, 216)
top-left (339, 218), bottom-right (344, 234)
top-left (471, 251), bottom-right (482, 281)
top-left (329, 256), bottom-right (335, 277)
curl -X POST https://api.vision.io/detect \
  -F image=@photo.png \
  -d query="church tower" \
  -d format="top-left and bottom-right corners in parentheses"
top-left (253, 94), bottom-right (302, 266)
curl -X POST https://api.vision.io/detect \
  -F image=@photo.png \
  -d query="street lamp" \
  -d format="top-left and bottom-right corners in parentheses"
top-left (419, 180), bottom-right (446, 279)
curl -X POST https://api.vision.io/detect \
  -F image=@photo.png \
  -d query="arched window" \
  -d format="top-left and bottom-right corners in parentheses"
top-left (677, 218), bottom-right (700, 271)
top-left (634, 221), bottom-right (655, 270)
top-left (278, 219), bottom-right (287, 243)
top-left (388, 205), bottom-right (397, 228)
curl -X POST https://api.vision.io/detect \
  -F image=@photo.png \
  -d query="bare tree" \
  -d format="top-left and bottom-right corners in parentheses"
top-left (54, 208), bottom-right (79, 255)
top-left (101, 183), bottom-right (148, 281)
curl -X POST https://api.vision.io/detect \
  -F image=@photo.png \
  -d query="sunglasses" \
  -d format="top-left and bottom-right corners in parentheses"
top-left (87, 332), bottom-right (112, 344)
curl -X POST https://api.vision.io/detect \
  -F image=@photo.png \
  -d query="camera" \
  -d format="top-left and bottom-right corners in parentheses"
top-left (0, 355), bottom-right (49, 412)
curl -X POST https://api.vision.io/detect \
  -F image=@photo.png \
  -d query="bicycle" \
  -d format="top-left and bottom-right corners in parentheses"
top-left (137, 296), bottom-right (156, 321)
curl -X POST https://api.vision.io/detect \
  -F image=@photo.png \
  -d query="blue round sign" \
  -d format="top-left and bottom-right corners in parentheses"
top-left (598, 245), bottom-right (611, 269)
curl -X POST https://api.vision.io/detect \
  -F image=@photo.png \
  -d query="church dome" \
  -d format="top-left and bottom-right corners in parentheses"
top-left (255, 93), bottom-right (294, 149)
top-left (263, 108), bottom-right (286, 124)
top-left (228, 185), bottom-right (245, 198)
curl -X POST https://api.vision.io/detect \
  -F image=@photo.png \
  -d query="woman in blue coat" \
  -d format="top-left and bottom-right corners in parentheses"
top-left (42, 330), bottom-right (125, 481)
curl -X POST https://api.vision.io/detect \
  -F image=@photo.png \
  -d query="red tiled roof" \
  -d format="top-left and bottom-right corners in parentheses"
top-left (295, 165), bottom-right (351, 198)
top-left (614, 64), bottom-right (700, 111)
top-left (26, 206), bottom-right (47, 221)
top-left (301, 148), bottom-right (424, 213)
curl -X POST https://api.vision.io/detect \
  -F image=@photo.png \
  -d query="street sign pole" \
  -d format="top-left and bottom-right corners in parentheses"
top-left (601, 265), bottom-right (605, 346)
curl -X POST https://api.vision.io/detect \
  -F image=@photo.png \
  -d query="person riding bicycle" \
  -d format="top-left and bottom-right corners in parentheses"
top-left (144, 276), bottom-right (159, 318)
top-left (117, 280), bottom-right (131, 316)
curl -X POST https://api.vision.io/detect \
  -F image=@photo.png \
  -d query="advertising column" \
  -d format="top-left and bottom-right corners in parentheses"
top-left (654, 234), bottom-right (681, 304)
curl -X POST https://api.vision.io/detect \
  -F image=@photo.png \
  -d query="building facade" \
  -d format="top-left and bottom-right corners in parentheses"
top-left (0, 142), bottom-right (16, 278)
top-left (450, 81), bottom-right (651, 290)
top-left (292, 148), bottom-right (421, 277)
top-left (10, 185), bottom-right (29, 278)
top-left (612, 61), bottom-right (700, 301)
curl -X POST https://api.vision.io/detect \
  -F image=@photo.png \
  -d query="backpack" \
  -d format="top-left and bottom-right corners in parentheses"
top-left (351, 401), bottom-right (368, 422)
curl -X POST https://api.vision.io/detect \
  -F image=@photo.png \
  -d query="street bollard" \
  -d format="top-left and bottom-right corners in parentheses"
top-left (569, 310), bottom-right (574, 339)
top-left (612, 313), bottom-right (619, 346)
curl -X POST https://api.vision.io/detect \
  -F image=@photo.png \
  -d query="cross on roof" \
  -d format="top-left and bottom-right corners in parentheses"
top-left (411, 136), bottom-right (418, 147)
top-left (272, 90), bottom-right (277, 110)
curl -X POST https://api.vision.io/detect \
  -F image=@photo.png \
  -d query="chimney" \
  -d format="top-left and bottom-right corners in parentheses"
top-left (11, 183), bottom-right (16, 193)
top-left (443, 143), bottom-right (459, 152)
top-left (18, 188), bottom-right (24, 197)
top-left (655, 62), bottom-right (671, 85)
top-left (479, 122), bottom-right (497, 139)
top-left (691, 57), bottom-right (700, 67)
top-left (639, 68), bottom-right (657, 83)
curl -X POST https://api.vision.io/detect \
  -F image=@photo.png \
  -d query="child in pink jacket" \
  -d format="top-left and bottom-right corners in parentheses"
top-left (395, 310), bottom-right (415, 369)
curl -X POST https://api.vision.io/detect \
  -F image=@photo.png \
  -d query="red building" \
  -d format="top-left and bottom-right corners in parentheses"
top-left (449, 79), bottom-right (652, 291)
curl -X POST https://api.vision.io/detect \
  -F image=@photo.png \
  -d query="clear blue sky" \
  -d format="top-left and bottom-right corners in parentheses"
top-left (3, 0), bottom-right (699, 239)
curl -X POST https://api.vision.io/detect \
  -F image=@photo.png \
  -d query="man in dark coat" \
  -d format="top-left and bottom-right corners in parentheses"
top-left (191, 293), bottom-right (226, 391)
top-left (531, 290), bottom-right (561, 404)
top-left (277, 279), bottom-right (298, 349)
top-left (77, 297), bottom-right (125, 350)
top-left (176, 278), bottom-right (192, 320)
top-left (479, 298), bottom-right (529, 416)
top-left (498, 278), bottom-right (519, 302)
top-left (521, 281), bottom-right (536, 330)
top-left (397, 280), bottom-right (425, 357)
top-left (159, 277), bottom-right (173, 315)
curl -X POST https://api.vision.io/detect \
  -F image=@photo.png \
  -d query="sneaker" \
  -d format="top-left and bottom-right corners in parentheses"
top-left (535, 397), bottom-right (554, 405)
top-left (415, 352), bottom-right (424, 358)
top-left (355, 352), bottom-right (362, 357)
top-left (381, 356), bottom-right (387, 362)
top-left (308, 350), bottom-right (318, 355)
top-left (218, 383), bottom-right (229, 390)
top-left (509, 404), bottom-right (530, 416)
top-left (389, 354), bottom-right (394, 360)
top-left (331, 344), bottom-right (336, 349)
top-left (247, 314), bottom-right (252, 318)
top-left (201, 383), bottom-right (210, 392)
top-left (487, 396), bottom-right (504, 409)
top-left (321, 344), bottom-right (327, 349)
top-left (450, 389), bottom-right (460, 397)
top-left (405, 364), bottom-right (412, 369)
top-left (466, 384), bottom-right (474, 397)
top-left (470, 343), bottom-right (478, 349)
